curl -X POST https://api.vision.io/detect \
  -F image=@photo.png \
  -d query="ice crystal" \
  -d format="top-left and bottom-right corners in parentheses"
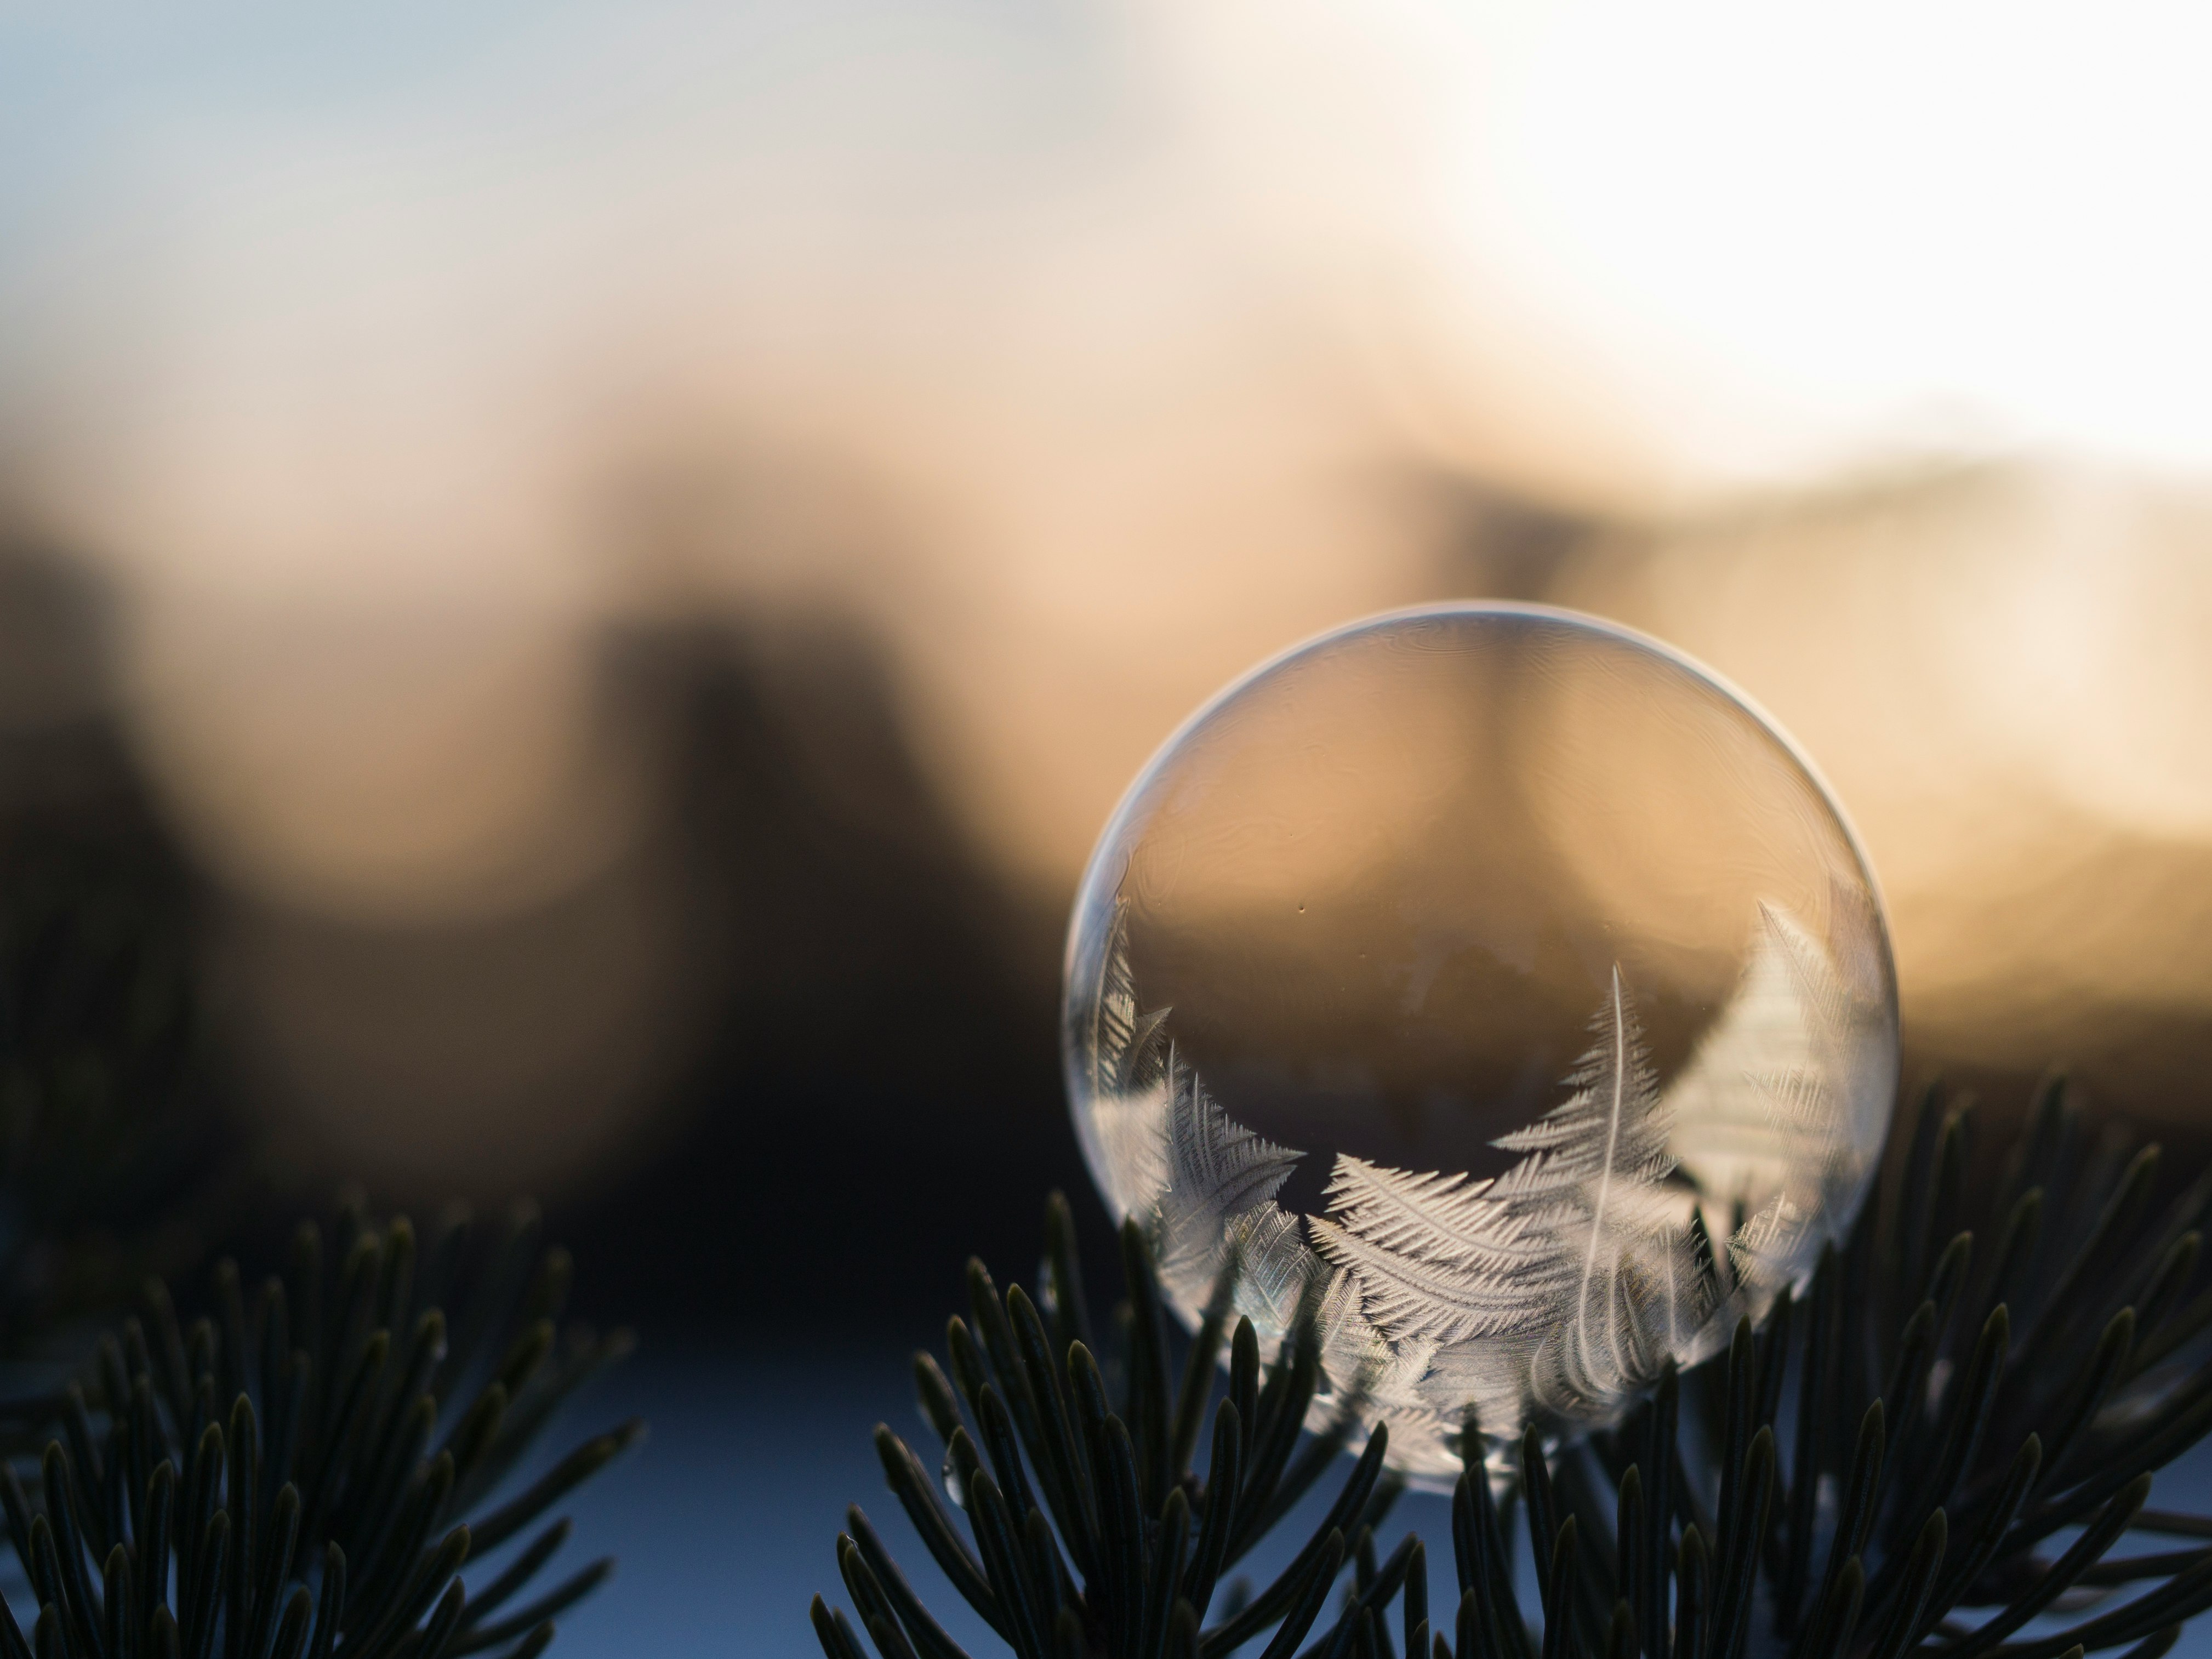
top-left (1073, 895), bottom-right (1895, 1480)
top-left (1062, 603), bottom-right (1899, 1484)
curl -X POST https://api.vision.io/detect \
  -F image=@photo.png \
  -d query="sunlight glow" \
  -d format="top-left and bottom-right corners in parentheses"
top-left (1448, 2), bottom-right (2212, 475)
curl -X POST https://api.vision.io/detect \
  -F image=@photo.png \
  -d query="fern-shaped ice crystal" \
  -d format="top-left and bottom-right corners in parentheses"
top-left (1073, 895), bottom-right (1871, 1474)
top-left (1666, 897), bottom-right (1892, 1295)
top-left (1315, 968), bottom-right (1707, 1430)
top-left (1075, 901), bottom-right (1313, 1326)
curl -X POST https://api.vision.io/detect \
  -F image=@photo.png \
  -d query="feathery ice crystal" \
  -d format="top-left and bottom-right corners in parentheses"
top-left (1063, 604), bottom-right (1899, 1486)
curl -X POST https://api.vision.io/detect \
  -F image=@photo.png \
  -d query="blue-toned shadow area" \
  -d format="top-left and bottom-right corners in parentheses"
top-left (543, 1346), bottom-right (1446, 1659)
top-left (543, 1352), bottom-right (2212, 1659)
top-left (548, 1346), bottom-right (997, 1659)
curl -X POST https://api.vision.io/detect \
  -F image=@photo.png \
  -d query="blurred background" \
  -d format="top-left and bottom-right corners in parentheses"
top-left (7, 3), bottom-right (2212, 1651)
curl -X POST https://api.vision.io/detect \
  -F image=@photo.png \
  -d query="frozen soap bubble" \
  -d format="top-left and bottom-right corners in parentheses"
top-left (1063, 604), bottom-right (1897, 1484)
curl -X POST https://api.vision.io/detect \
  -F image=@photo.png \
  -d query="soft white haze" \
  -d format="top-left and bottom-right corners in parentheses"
top-left (1151, 1), bottom-right (2212, 489)
top-left (7, 2), bottom-right (2212, 1187)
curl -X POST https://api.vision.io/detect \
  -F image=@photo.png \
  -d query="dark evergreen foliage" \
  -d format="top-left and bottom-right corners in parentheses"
top-left (817, 1082), bottom-right (2212, 1659)
top-left (0, 1201), bottom-right (638, 1659)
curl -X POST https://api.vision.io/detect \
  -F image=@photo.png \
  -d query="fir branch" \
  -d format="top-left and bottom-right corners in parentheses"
top-left (817, 1081), bottom-right (2212, 1659)
top-left (2, 1200), bottom-right (638, 1659)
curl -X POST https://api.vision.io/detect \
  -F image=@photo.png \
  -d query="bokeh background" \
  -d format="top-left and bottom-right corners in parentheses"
top-left (8, 4), bottom-right (2212, 1654)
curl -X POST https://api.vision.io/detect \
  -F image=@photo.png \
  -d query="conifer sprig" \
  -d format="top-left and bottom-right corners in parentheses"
top-left (817, 1081), bottom-right (2212, 1659)
top-left (3, 1199), bottom-right (639, 1659)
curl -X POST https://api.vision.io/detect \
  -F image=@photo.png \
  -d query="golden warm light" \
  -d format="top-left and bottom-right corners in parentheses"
top-left (3, 4), bottom-right (2210, 1193)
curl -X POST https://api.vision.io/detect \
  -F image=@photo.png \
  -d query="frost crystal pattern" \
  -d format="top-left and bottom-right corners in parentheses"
top-left (1079, 897), bottom-right (1887, 1481)
top-left (1062, 604), bottom-right (1900, 1486)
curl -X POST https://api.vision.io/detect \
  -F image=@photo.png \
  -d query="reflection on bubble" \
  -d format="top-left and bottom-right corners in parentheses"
top-left (1064, 603), bottom-right (1897, 1483)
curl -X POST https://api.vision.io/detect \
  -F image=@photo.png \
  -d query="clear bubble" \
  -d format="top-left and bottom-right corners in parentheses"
top-left (1062, 604), bottom-right (1897, 1485)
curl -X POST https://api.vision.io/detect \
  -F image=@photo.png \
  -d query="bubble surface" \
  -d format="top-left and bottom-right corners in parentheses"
top-left (1063, 604), bottom-right (1897, 1484)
